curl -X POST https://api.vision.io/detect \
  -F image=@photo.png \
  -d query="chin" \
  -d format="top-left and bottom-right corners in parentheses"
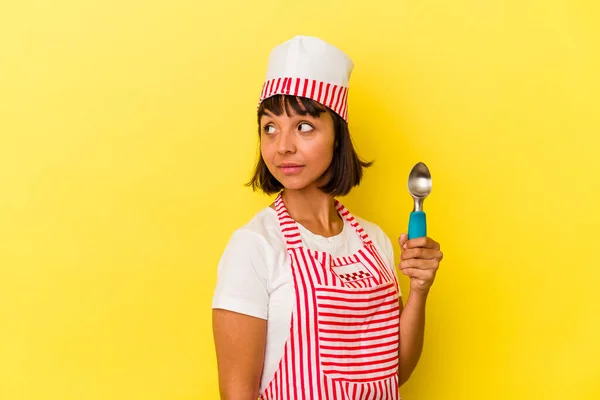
top-left (276, 176), bottom-right (314, 191)
top-left (280, 181), bottom-right (311, 191)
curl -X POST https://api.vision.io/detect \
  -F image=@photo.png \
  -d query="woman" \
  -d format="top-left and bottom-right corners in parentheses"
top-left (212, 36), bottom-right (443, 400)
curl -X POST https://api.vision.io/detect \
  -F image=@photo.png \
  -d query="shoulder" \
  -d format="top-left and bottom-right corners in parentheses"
top-left (213, 206), bottom-right (289, 317)
top-left (353, 214), bottom-right (393, 247)
top-left (232, 206), bottom-right (285, 248)
top-left (352, 213), bottom-right (396, 266)
top-left (219, 206), bottom-right (287, 266)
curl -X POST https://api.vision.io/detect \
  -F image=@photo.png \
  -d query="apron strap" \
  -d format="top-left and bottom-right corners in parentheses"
top-left (275, 193), bottom-right (373, 250)
top-left (275, 193), bottom-right (304, 250)
top-left (334, 200), bottom-right (373, 245)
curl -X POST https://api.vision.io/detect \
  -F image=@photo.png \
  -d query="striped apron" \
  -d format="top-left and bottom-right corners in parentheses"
top-left (260, 194), bottom-right (401, 400)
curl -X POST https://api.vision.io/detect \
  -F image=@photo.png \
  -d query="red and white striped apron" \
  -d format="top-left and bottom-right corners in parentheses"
top-left (260, 194), bottom-right (401, 400)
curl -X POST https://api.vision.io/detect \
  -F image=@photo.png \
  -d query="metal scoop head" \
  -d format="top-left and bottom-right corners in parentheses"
top-left (407, 162), bottom-right (432, 212)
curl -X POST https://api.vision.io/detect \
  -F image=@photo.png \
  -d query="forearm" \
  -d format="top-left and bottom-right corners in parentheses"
top-left (219, 384), bottom-right (259, 400)
top-left (398, 289), bottom-right (428, 386)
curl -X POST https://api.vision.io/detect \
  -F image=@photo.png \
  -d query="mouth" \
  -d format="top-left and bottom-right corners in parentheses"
top-left (277, 163), bottom-right (305, 175)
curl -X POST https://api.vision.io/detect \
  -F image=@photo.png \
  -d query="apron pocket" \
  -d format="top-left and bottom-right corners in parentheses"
top-left (314, 280), bottom-right (400, 383)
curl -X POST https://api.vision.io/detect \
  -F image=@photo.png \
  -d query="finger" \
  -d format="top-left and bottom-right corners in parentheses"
top-left (398, 233), bottom-right (408, 250)
top-left (399, 258), bottom-right (439, 271)
top-left (405, 236), bottom-right (440, 250)
top-left (400, 248), bottom-right (443, 261)
top-left (399, 267), bottom-right (416, 276)
top-left (399, 268), bottom-right (436, 281)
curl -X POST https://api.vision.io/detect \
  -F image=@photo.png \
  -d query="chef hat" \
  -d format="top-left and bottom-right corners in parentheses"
top-left (259, 36), bottom-right (354, 121)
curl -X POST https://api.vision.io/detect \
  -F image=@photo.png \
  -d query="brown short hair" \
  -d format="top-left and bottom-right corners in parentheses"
top-left (247, 95), bottom-right (372, 197)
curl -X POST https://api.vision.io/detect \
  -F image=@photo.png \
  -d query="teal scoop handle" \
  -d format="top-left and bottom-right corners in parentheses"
top-left (408, 211), bottom-right (427, 239)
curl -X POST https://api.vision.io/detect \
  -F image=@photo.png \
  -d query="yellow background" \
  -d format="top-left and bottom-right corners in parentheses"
top-left (1, 0), bottom-right (599, 399)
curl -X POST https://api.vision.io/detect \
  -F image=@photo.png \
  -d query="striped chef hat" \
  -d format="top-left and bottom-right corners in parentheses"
top-left (259, 36), bottom-right (354, 121)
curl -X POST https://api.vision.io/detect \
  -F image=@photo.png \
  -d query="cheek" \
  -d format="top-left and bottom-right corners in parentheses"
top-left (308, 138), bottom-right (335, 168)
top-left (260, 141), bottom-right (273, 163)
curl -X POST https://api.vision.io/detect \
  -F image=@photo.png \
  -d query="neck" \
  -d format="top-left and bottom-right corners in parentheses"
top-left (280, 187), bottom-right (343, 238)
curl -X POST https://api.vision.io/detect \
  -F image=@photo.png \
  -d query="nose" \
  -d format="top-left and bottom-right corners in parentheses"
top-left (276, 129), bottom-right (296, 155)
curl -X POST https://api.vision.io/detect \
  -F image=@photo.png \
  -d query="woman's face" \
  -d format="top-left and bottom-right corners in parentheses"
top-left (260, 107), bottom-right (335, 192)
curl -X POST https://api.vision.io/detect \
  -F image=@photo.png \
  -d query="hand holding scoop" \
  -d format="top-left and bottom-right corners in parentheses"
top-left (407, 162), bottom-right (432, 239)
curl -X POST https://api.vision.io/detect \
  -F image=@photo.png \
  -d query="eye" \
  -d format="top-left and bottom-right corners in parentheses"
top-left (298, 122), bottom-right (314, 133)
top-left (263, 124), bottom-right (276, 135)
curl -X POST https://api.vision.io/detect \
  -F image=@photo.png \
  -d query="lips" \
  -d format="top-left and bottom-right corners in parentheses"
top-left (278, 163), bottom-right (304, 175)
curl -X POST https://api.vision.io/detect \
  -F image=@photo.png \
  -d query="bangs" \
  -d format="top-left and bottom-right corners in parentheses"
top-left (258, 95), bottom-right (327, 120)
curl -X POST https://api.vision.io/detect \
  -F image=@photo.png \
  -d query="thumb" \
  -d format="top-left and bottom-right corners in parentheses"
top-left (398, 233), bottom-right (408, 251)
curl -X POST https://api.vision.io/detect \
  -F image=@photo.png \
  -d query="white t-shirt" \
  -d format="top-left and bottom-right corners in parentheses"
top-left (212, 206), bottom-right (401, 393)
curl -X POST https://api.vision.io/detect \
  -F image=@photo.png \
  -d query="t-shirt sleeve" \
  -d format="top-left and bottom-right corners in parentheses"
top-left (212, 228), bottom-right (270, 320)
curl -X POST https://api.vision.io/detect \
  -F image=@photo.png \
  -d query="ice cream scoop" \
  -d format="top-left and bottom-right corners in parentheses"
top-left (407, 162), bottom-right (432, 239)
